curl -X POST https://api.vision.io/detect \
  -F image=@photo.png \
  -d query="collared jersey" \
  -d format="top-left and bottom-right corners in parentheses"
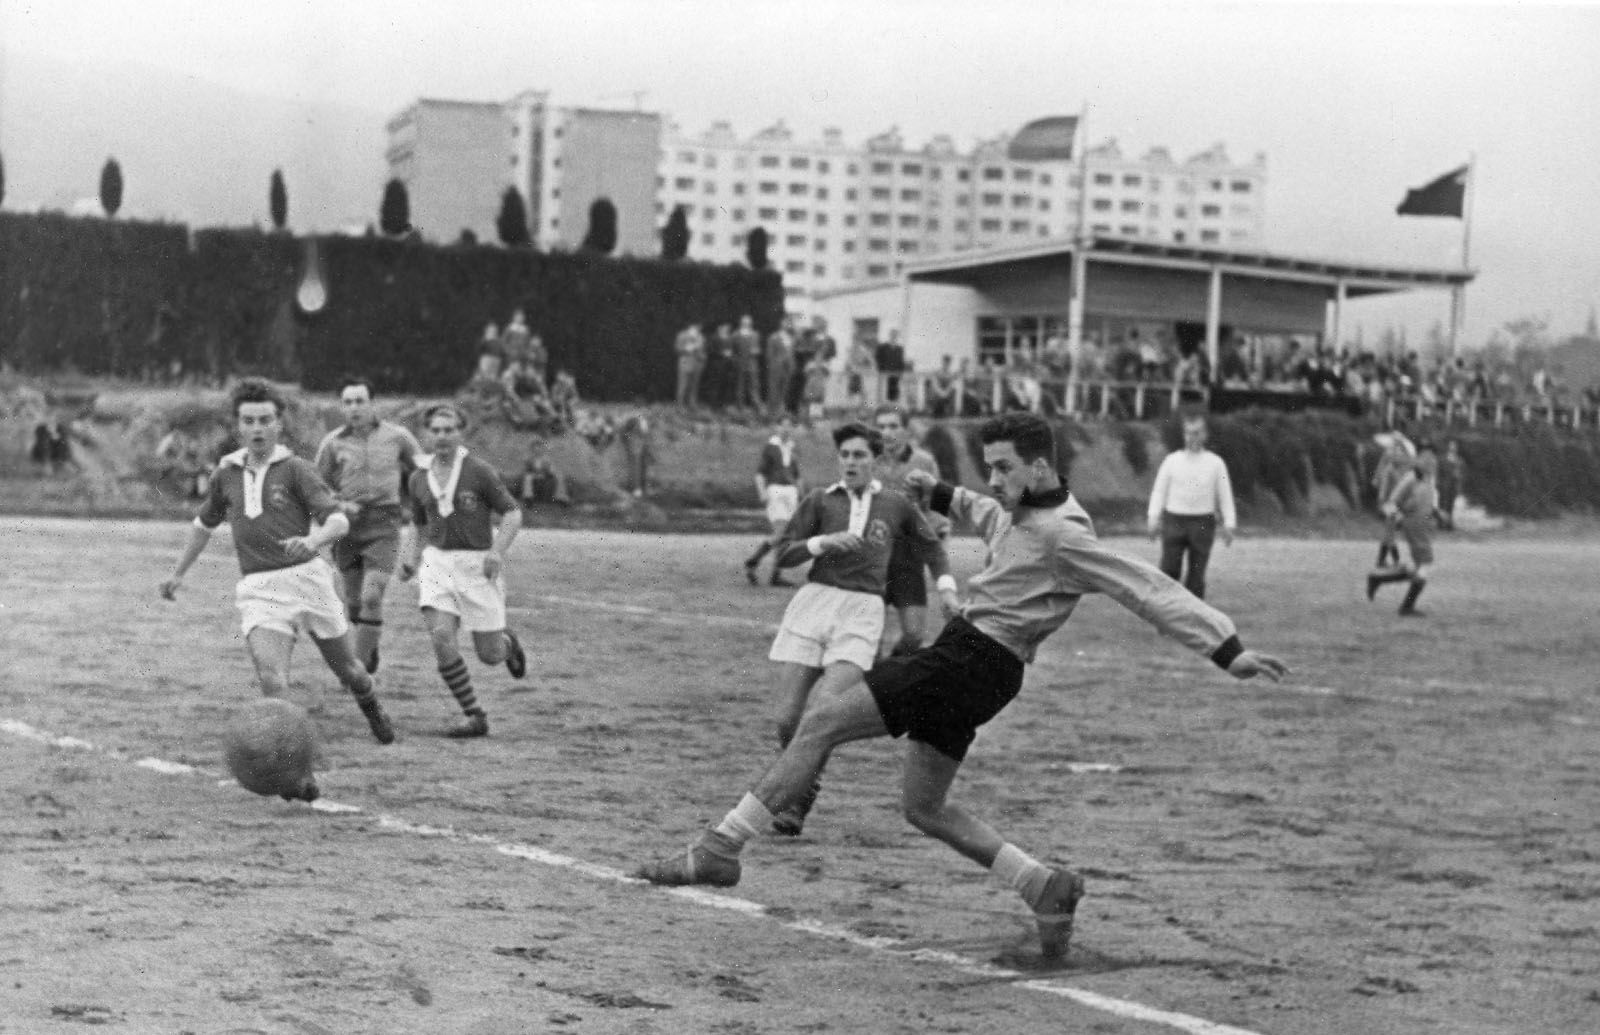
top-left (931, 482), bottom-right (1236, 664)
top-left (406, 454), bottom-right (519, 551)
top-left (314, 420), bottom-right (422, 512)
top-left (877, 443), bottom-right (949, 537)
top-left (1148, 448), bottom-right (1237, 528)
top-left (758, 438), bottom-right (801, 486)
top-left (776, 483), bottom-right (947, 595)
top-left (196, 448), bottom-right (340, 576)
top-left (1386, 471), bottom-right (1437, 522)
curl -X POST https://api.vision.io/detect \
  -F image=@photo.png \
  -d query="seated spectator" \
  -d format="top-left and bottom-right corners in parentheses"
top-left (475, 322), bottom-right (504, 381)
top-left (520, 450), bottom-right (572, 506)
top-left (549, 369), bottom-right (580, 427)
top-left (573, 408), bottom-right (615, 451)
top-left (31, 422), bottom-right (55, 475)
top-left (50, 420), bottom-right (76, 474)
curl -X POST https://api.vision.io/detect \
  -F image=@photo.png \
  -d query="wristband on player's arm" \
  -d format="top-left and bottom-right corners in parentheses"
top-left (1210, 635), bottom-right (1244, 671)
top-left (929, 482), bottom-right (955, 515)
top-left (936, 574), bottom-right (958, 594)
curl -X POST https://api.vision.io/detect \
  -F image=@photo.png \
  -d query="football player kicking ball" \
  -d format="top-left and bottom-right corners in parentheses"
top-left (399, 404), bottom-right (527, 738)
top-left (636, 412), bottom-right (1287, 961)
top-left (160, 379), bottom-right (396, 752)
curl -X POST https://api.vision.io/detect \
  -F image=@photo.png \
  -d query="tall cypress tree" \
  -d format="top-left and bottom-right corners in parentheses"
top-left (745, 226), bottom-right (770, 270)
top-left (269, 169), bottom-right (288, 231)
top-left (581, 197), bottom-right (618, 254)
top-left (496, 186), bottom-right (531, 246)
top-left (379, 178), bottom-right (411, 236)
top-left (661, 205), bottom-right (690, 260)
top-left (99, 157), bottom-right (123, 218)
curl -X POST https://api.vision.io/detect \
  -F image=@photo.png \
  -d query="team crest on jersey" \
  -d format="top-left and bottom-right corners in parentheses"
top-left (456, 491), bottom-right (480, 512)
top-left (268, 485), bottom-right (291, 511)
top-left (866, 518), bottom-right (890, 545)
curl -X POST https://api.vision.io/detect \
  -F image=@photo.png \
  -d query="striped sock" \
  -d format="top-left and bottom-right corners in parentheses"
top-left (439, 657), bottom-right (480, 716)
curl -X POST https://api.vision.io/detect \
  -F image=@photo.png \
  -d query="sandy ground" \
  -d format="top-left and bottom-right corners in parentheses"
top-left (2, 516), bottom-right (1598, 1034)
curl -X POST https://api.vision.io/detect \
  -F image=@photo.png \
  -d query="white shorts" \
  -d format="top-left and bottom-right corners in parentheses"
top-left (236, 557), bottom-right (349, 640)
top-left (417, 546), bottom-right (506, 633)
top-left (768, 582), bottom-right (883, 672)
top-left (765, 484), bottom-right (799, 526)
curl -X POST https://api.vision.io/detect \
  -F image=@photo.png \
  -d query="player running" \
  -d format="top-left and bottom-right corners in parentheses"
top-left (398, 404), bottom-right (528, 738)
top-left (313, 377), bottom-right (422, 675)
top-left (743, 414), bottom-right (804, 587)
top-left (1367, 443), bottom-right (1438, 616)
top-left (159, 379), bottom-right (396, 750)
top-left (636, 413), bottom-right (1287, 961)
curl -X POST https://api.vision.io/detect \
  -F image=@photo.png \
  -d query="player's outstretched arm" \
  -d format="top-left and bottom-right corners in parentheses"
top-left (1225, 650), bottom-right (1289, 682)
top-left (160, 523), bottom-right (214, 599)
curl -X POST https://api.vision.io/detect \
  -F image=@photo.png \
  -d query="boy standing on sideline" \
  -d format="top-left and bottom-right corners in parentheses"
top-left (314, 377), bottom-right (423, 674)
top-left (398, 404), bottom-right (528, 738)
top-left (636, 413), bottom-right (1287, 962)
top-left (744, 414), bottom-right (804, 587)
top-left (1367, 444), bottom-right (1438, 617)
top-left (160, 379), bottom-right (395, 754)
top-left (1147, 413), bottom-right (1236, 600)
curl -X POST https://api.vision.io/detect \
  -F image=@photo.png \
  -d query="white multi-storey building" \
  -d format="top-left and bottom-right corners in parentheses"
top-left (386, 97), bottom-right (1267, 310)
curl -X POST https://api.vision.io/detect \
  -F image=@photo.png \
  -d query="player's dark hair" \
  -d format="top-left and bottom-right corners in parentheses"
top-left (338, 376), bottom-right (375, 400)
top-left (832, 421), bottom-right (884, 456)
top-left (979, 412), bottom-right (1056, 465)
top-left (230, 378), bottom-right (285, 416)
top-left (872, 403), bottom-right (909, 426)
top-left (423, 403), bottom-right (467, 431)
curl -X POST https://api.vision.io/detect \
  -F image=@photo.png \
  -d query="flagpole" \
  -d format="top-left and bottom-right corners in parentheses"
top-left (1066, 103), bottom-right (1089, 414)
top-left (1452, 152), bottom-right (1476, 356)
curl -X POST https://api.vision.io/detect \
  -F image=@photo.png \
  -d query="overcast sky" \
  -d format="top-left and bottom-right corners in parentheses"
top-left (4, 0), bottom-right (1597, 346)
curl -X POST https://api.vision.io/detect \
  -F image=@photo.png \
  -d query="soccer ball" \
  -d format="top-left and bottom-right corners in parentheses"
top-left (224, 697), bottom-right (321, 802)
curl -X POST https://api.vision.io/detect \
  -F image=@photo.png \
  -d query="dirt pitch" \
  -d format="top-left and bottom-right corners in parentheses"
top-left (2, 515), bottom-right (1598, 1035)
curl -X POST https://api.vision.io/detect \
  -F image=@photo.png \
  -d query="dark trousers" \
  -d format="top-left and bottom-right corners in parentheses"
top-left (1160, 512), bottom-right (1217, 599)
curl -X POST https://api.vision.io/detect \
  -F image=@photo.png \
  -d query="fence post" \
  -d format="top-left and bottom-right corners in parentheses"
top-left (1169, 380), bottom-right (1181, 415)
top-left (1100, 382), bottom-right (1111, 418)
top-left (991, 374), bottom-right (1002, 414)
top-left (1134, 382), bottom-right (1147, 420)
top-left (1494, 403), bottom-right (1504, 427)
top-left (954, 378), bottom-right (965, 416)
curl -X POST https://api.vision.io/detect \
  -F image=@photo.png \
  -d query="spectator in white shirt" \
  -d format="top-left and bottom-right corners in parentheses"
top-left (1146, 414), bottom-right (1237, 600)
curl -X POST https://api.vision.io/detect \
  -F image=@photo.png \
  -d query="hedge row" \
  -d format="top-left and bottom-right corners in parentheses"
top-left (0, 212), bottom-right (785, 401)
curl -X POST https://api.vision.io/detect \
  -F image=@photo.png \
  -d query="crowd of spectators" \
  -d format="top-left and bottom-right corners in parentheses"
top-left (465, 309), bottom-right (583, 432)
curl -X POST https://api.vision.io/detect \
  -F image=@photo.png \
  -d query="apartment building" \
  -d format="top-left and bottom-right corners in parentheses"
top-left (385, 97), bottom-right (1266, 310)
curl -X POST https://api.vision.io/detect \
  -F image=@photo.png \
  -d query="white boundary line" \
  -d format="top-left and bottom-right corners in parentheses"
top-left (2, 716), bottom-right (1260, 1035)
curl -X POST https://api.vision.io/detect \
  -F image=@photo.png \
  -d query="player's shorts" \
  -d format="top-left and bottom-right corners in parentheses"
top-left (330, 505), bottom-right (404, 574)
top-left (883, 544), bottom-right (928, 608)
top-left (765, 484), bottom-right (800, 526)
top-left (1399, 517), bottom-right (1434, 566)
top-left (768, 582), bottom-right (884, 671)
top-left (417, 545), bottom-right (507, 633)
top-left (865, 615), bottom-right (1024, 763)
top-left (235, 557), bottom-right (349, 641)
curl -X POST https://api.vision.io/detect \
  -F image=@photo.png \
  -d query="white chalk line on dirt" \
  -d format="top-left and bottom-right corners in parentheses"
top-left (2, 715), bottom-right (1261, 1035)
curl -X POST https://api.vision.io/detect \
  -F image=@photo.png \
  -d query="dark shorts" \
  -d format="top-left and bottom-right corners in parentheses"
top-left (1400, 517), bottom-right (1434, 566)
top-left (331, 506), bottom-right (403, 574)
top-left (865, 615), bottom-right (1025, 762)
top-left (883, 545), bottom-right (928, 608)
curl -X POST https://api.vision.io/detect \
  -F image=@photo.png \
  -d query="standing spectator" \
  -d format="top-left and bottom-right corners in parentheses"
top-left (474, 322), bottom-right (504, 383)
top-left (703, 323), bottom-right (734, 409)
top-left (1435, 439), bottom-right (1463, 531)
top-left (526, 333), bottom-right (549, 387)
top-left (847, 333), bottom-right (879, 408)
top-left (766, 316), bottom-right (797, 416)
top-left (549, 369), bottom-right (580, 428)
top-left (801, 351), bottom-right (832, 426)
top-left (501, 309), bottom-right (532, 365)
top-left (675, 322), bottom-right (706, 410)
top-left (30, 422), bottom-right (56, 476)
top-left (520, 446), bottom-right (571, 507)
top-left (1146, 413), bottom-right (1237, 600)
top-left (744, 414), bottom-right (803, 587)
top-left (732, 314), bottom-right (763, 410)
top-left (1134, 332), bottom-right (1163, 381)
top-left (875, 330), bottom-right (906, 403)
top-left (927, 356), bottom-right (958, 417)
top-left (49, 420), bottom-right (76, 474)
top-left (810, 317), bottom-right (838, 365)
top-left (789, 320), bottom-right (819, 414)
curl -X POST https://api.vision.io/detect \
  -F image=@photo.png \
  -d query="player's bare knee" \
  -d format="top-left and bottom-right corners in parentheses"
top-left (359, 587), bottom-right (386, 617)
top-left (427, 624), bottom-right (458, 655)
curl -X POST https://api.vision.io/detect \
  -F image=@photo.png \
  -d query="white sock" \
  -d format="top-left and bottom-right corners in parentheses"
top-left (712, 793), bottom-right (773, 849)
top-left (991, 843), bottom-right (1053, 908)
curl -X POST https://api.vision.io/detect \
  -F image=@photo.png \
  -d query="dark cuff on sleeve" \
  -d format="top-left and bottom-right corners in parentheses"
top-left (1211, 635), bottom-right (1244, 671)
top-left (929, 482), bottom-right (955, 515)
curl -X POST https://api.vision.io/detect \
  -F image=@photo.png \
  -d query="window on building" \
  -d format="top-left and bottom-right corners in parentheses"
top-left (1012, 194), bottom-right (1030, 208)
top-left (975, 315), bottom-right (1045, 366)
top-left (704, 182), bottom-right (716, 195)
top-left (733, 183), bottom-right (747, 196)
top-left (1173, 230), bottom-right (1186, 243)
top-left (816, 187), bottom-right (829, 201)
top-left (980, 218), bottom-right (1002, 232)
top-left (674, 177), bottom-right (696, 190)
top-left (1093, 172), bottom-right (1114, 186)
top-left (898, 240), bottom-right (919, 254)
top-left (760, 155), bottom-right (780, 168)
top-left (1147, 203), bottom-right (1160, 218)
top-left (1200, 229), bottom-right (1220, 242)
top-left (1209, 179), bottom-right (1223, 191)
top-left (1121, 199), bottom-right (1141, 213)
top-left (1038, 225), bottom-right (1051, 237)
top-left (1091, 198), bottom-right (1112, 211)
top-left (843, 240), bottom-right (856, 252)
top-left (790, 156), bottom-right (810, 169)
top-left (957, 169), bottom-right (971, 182)
top-left (815, 239), bottom-right (828, 251)
top-left (982, 192), bottom-right (1003, 206)
top-left (1119, 225), bottom-right (1139, 235)
top-left (954, 219), bottom-right (970, 233)
top-left (1230, 228), bottom-right (1250, 241)
top-left (679, 150), bottom-right (697, 163)
top-left (867, 263), bottom-right (890, 278)
top-left (732, 208), bottom-right (746, 221)
top-left (787, 234), bottom-right (806, 246)
top-left (1091, 223), bottom-right (1111, 233)
top-left (818, 160), bottom-right (830, 174)
top-left (734, 155), bottom-right (748, 170)
top-left (870, 212), bottom-right (890, 227)
top-left (956, 193), bottom-right (971, 207)
top-left (1123, 174), bottom-right (1142, 187)
top-left (871, 187), bottom-right (892, 201)
top-left (898, 214), bottom-right (919, 228)
top-left (704, 154), bottom-right (718, 169)
top-left (844, 214), bottom-right (857, 227)
top-left (788, 209), bottom-right (807, 222)
top-left (983, 167), bottom-right (1004, 181)
top-left (789, 182), bottom-right (808, 196)
top-left (785, 260), bottom-right (805, 273)
top-left (1149, 177), bottom-right (1162, 191)
top-left (813, 263), bottom-right (827, 277)
top-left (703, 206), bottom-right (717, 220)
top-left (759, 181), bottom-right (779, 194)
top-left (1038, 199), bottom-right (1051, 212)
top-left (1013, 167), bottom-right (1033, 182)
top-left (868, 238), bottom-right (890, 252)
top-left (1040, 173), bottom-right (1052, 186)
top-left (1201, 204), bottom-right (1222, 218)
top-left (1231, 204), bottom-right (1253, 218)
top-left (871, 161), bottom-right (892, 175)
top-left (1175, 205), bottom-right (1188, 218)
top-left (841, 266), bottom-right (855, 280)
top-left (901, 162), bottom-right (922, 176)
top-left (927, 217), bottom-right (940, 231)
top-left (845, 188), bottom-right (858, 202)
top-left (929, 167), bottom-right (942, 181)
top-left (731, 233), bottom-right (744, 246)
top-left (847, 163), bottom-right (859, 175)
top-left (1009, 220), bottom-right (1030, 233)
top-left (900, 188), bottom-right (921, 202)
top-left (815, 213), bottom-right (829, 226)
top-left (701, 232), bottom-right (715, 245)
top-left (758, 206), bottom-right (778, 220)
top-left (785, 285), bottom-right (806, 297)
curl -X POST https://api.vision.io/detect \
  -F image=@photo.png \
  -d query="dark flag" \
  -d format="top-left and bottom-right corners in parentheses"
top-left (1007, 116), bottom-right (1080, 162)
top-left (1396, 165), bottom-right (1468, 218)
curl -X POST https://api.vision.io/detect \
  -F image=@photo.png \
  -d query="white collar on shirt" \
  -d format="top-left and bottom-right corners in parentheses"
top-left (220, 445), bottom-right (293, 517)
top-left (826, 478), bottom-right (882, 496)
top-left (768, 435), bottom-right (794, 467)
top-left (419, 448), bottom-right (469, 517)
